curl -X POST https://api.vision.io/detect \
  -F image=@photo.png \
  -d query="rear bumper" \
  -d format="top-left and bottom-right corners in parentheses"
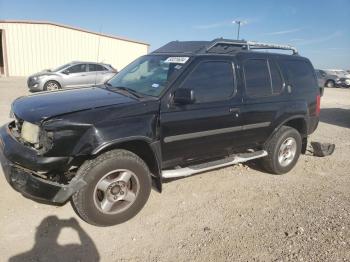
top-left (0, 124), bottom-right (85, 203)
top-left (308, 116), bottom-right (319, 134)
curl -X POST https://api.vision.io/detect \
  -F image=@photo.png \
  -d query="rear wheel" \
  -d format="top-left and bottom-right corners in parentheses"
top-left (325, 80), bottom-right (335, 88)
top-left (261, 126), bottom-right (302, 174)
top-left (44, 80), bottom-right (61, 91)
top-left (71, 149), bottom-right (152, 226)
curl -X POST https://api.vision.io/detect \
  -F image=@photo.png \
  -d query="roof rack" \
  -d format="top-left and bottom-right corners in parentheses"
top-left (206, 39), bottom-right (298, 55)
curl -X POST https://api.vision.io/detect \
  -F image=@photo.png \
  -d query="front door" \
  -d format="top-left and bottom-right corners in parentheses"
top-left (160, 57), bottom-right (244, 168)
top-left (61, 63), bottom-right (89, 87)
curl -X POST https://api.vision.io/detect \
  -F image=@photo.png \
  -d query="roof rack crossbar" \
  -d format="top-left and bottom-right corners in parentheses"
top-left (247, 41), bottom-right (298, 55)
top-left (206, 40), bottom-right (298, 55)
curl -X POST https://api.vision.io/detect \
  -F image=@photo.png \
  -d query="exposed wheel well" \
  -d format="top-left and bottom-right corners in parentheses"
top-left (284, 118), bottom-right (307, 136)
top-left (283, 118), bottom-right (308, 153)
top-left (96, 140), bottom-right (161, 192)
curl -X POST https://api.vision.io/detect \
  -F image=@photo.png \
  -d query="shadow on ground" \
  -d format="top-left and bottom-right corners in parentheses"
top-left (9, 216), bottom-right (100, 262)
top-left (320, 108), bottom-right (350, 128)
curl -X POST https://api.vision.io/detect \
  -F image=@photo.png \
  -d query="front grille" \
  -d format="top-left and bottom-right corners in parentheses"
top-left (14, 116), bottom-right (23, 133)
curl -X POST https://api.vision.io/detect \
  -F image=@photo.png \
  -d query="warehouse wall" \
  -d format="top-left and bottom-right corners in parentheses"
top-left (0, 22), bottom-right (149, 76)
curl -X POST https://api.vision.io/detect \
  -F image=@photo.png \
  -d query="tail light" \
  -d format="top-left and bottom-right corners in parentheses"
top-left (316, 94), bottom-right (321, 116)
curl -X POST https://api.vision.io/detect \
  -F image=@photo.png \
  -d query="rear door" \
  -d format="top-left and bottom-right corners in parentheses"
top-left (160, 56), bottom-right (245, 168)
top-left (87, 64), bottom-right (110, 85)
top-left (238, 53), bottom-right (288, 147)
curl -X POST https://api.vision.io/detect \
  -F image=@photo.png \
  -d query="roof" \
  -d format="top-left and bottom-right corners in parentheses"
top-left (152, 38), bottom-right (298, 56)
top-left (0, 20), bottom-right (149, 46)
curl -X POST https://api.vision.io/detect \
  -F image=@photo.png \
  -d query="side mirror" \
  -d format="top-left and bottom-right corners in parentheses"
top-left (173, 88), bottom-right (195, 105)
top-left (62, 70), bottom-right (70, 75)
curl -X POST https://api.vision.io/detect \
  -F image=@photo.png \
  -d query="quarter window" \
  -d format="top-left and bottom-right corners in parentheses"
top-left (180, 61), bottom-right (235, 103)
top-left (244, 59), bottom-right (271, 97)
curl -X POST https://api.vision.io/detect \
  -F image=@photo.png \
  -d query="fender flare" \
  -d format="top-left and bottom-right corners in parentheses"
top-left (91, 136), bottom-right (163, 192)
top-left (266, 115), bottom-right (308, 146)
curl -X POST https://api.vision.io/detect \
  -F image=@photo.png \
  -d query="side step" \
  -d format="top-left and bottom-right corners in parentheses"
top-left (162, 150), bottom-right (267, 179)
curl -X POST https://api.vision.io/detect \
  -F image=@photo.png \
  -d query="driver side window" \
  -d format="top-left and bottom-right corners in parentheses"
top-left (66, 64), bottom-right (87, 74)
top-left (180, 61), bottom-right (235, 103)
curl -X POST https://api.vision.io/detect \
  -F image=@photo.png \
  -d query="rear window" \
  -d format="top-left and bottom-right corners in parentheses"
top-left (281, 60), bottom-right (317, 90)
top-left (244, 59), bottom-right (271, 97)
top-left (269, 60), bottom-right (284, 94)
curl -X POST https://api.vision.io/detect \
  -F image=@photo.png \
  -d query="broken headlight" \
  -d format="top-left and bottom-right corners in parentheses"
top-left (21, 121), bottom-right (40, 144)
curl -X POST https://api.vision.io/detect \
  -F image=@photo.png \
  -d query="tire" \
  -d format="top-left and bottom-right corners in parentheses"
top-left (71, 149), bottom-right (152, 226)
top-left (260, 126), bottom-right (302, 175)
top-left (44, 80), bottom-right (61, 91)
top-left (325, 80), bottom-right (335, 88)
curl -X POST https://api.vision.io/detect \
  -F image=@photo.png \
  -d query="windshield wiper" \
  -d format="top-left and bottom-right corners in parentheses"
top-left (104, 84), bottom-right (143, 98)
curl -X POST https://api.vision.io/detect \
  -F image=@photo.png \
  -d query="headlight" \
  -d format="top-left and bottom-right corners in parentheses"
top-left (21, 121), bottom-right (40, 144)
top-left (33, 75), bottom-right (45, 81)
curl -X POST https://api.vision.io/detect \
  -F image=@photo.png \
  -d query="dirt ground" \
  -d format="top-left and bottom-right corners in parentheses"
top-left (0, 77), bottom-right (349, 262)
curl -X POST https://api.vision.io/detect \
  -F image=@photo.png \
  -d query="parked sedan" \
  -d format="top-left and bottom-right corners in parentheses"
top-left (27, 62), bottom-right (117, 92)
top-left (315, 69), bottom-right (340, 88)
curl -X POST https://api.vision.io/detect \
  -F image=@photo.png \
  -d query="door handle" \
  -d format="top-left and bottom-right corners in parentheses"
top-left (229, 107), bottom-right (240, 118)
top-left (229, 107), bottom-right (240, 113)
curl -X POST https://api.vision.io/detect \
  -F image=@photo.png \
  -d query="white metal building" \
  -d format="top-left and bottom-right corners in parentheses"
top-left (0, 20), bottom-right (149, 76)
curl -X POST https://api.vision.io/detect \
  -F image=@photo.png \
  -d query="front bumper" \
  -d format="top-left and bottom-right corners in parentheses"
top-left (27, 77), bottom-right (44, 92)
top-left (0, 124), bottom-right (85, 203)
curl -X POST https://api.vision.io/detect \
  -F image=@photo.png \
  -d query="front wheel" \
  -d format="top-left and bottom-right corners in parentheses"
top-left (261, 126), bottom-right (302, 175)
top-left (71, 149), bottom-right (152, 226)
top-left (44, 80), bottom-right (61, 91)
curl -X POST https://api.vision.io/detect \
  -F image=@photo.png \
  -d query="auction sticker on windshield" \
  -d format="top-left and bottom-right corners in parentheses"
top-left (164, 57), bottom-right (189, 64)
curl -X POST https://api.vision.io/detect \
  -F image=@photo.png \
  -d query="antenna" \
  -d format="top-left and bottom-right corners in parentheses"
top-left (232, 20), bottom-right (247, 40)
top-left (95, 25), bottom-right (102, 85)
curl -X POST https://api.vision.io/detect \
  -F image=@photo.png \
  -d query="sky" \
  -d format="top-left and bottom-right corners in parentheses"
top-left (1, 0), bottom-right (350, 69)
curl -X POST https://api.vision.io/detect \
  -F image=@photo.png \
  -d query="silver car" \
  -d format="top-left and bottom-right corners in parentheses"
top-left (315, 69), bottom-right (340, 88)
top-left (27, 62), bottom-right (117, 92)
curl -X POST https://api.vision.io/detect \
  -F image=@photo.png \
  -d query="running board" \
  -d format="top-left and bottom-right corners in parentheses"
top-left (162, 150), bottom-right (267, 179)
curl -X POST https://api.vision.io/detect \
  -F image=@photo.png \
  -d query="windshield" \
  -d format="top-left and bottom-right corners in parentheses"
top-left (107, 55), bottom-right (190, 97)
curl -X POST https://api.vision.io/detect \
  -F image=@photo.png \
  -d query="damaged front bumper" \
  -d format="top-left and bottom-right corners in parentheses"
top-left (0, 124), bottom-right (86, 204)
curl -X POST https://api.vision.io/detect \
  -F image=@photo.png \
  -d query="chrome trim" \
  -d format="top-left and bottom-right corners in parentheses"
top-left (164, 122), bottom-right (271, 143)
top-left (162, 150), bottom-right (268, 178)
top-left (242, 122), bottom-right (271, 130)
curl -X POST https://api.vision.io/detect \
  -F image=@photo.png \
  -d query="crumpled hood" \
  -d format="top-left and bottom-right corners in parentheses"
top-left (12, 87), bottom-right (137, 123)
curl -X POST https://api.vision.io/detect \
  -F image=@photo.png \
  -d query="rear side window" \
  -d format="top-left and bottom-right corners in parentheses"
top-left (180, 61), bottom-right (234, 103)
top-left (281, 60), bottom-right (317, 90)
top-left (269, 60), bottom-right (283, 94)
top-left (244, 59), bottom-right (271, 97)
top-left (67, 64), bottom-right (87, 73)
top-left (88, 64), bottom-right (107, 72)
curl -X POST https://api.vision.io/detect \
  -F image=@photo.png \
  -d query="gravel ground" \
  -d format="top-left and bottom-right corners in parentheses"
top-left (0, 77), bottom-right (349, 262)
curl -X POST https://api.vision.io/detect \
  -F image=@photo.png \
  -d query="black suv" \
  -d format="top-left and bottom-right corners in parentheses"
top-left (0, 39), bottom-right (320, 226)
